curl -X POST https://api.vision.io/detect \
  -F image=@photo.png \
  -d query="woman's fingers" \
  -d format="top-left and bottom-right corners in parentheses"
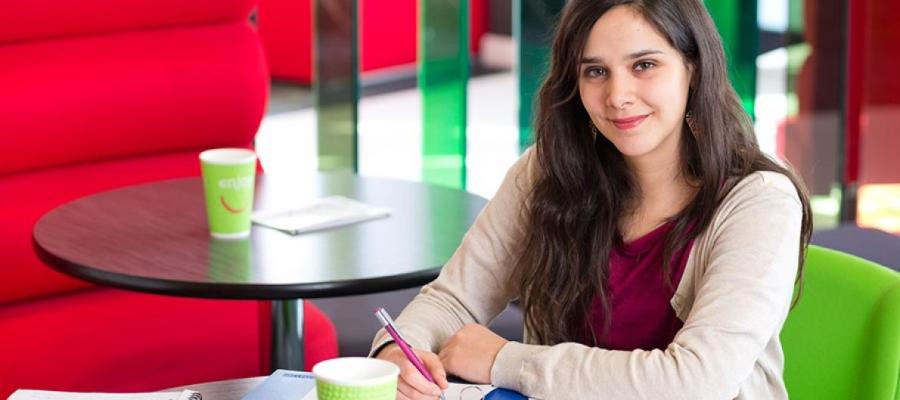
top-left (376, 344), bottom-right (446, 399)
top-left (420, 350), bottom-right (449, 389)
top-left (395, 388), bottom-right (412, 400)
top-left (400, 362), bottom-right (443, 397)
top-left (397, 380), bottom-right (428, 400)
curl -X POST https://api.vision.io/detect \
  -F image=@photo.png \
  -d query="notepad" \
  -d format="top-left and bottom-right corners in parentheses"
top-left (251, 196), bottom-right (391, 235)
top-left (7, 389), bottom-right (201, 400)
top-left (241, 370), bottom-right (316, 400)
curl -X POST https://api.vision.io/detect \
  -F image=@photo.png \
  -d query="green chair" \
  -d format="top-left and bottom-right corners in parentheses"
top-left (781, 245), bottom-right (900, 399)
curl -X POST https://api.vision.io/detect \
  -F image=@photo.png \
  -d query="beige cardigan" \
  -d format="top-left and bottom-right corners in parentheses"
top-left (372, 148), bottom-right (803, 400)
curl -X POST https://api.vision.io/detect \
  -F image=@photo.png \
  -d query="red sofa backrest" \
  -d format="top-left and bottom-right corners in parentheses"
top-left (0, 0), bottom-right (268, 304)
top-left (0, 0), bottom-right (268, 176)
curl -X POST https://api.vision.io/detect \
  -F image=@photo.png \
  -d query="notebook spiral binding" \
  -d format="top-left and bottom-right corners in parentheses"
top-left (459, 385), bottom-right (486, 399)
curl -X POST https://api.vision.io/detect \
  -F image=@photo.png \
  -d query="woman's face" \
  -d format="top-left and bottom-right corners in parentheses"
top-left (578, 5), bottom-right (693, 165)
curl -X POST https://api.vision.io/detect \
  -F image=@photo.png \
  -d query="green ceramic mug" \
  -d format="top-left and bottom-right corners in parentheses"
top-left (199, 148), bottom-right (257, 239)
top-left (313, 357), bottom-right (400, 400)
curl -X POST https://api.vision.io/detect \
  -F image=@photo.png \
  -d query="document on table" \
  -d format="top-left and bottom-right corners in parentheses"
top-left (251, 195), bottom-right (391, 235)
top-left (7, 390), bottom-right (201, 400)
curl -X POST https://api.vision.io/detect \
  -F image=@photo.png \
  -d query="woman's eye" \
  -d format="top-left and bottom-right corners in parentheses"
top-left (635, 61), bottom-right (656, 71)
top-left (585, 67), bottom-right (606, 77)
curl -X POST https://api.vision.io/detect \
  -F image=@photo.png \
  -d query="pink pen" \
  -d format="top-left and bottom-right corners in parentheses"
top-left (374, 307), bottom-right (445, 400)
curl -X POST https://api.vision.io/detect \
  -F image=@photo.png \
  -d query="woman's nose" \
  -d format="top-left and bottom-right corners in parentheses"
top-left (605, 74), bottom-right (636, 110)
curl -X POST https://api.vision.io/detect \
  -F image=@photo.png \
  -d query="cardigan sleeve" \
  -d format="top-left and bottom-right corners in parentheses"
top-left (370, 148), bottom-right (536, 355)
top-left (490, 172), bottom-right (803, 400)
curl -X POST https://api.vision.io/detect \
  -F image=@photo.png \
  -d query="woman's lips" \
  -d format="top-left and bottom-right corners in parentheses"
top-left (610, 114), bottom-right (649, 130)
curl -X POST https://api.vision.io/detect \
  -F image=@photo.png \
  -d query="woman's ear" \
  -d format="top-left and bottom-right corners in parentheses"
top-left (684, 62), bottom-right (697, 103)
top-left (687, 61), bottom-right (697, 90)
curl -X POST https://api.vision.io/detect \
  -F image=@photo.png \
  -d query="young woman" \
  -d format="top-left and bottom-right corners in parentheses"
top-left (373, 1), bottom-right (812, 399)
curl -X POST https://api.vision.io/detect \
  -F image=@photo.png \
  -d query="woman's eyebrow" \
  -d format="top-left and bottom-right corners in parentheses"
top-left (628, 49), bottom-right (663, 59)
top-left (580, 49), bottom-right (664, 64)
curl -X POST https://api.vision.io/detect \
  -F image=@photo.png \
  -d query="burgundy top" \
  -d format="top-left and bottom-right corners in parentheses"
top-left (581, 220), bottom-right (696, 350)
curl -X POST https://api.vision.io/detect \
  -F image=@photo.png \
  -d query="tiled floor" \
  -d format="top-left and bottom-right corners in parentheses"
top-left (255, 70), bottom-right (521, 199)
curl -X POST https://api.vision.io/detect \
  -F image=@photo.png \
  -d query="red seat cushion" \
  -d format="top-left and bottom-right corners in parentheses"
top-left (0, 288), bottom-right (337, 398)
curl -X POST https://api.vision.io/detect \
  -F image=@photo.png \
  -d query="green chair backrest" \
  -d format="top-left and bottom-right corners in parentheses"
top-left (781, 245), bottom-right (900, 400)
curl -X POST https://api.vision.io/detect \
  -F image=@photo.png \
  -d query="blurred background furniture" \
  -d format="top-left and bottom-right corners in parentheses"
top-left (0, 0), bottom-right (337, 396)
top-left (781, 245), bottom-right (900, 399)
top-left (812, 225), bottom-right (900, 271)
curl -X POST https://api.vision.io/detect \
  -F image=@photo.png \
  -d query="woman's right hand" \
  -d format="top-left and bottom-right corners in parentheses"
top-left (376, 343), bottom-right (449, 400)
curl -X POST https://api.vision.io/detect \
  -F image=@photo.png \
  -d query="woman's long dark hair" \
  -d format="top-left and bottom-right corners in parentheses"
top-left (513, 0), bottom-right (813, 346)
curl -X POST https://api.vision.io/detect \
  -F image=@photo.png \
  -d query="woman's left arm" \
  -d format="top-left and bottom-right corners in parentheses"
top-left (486, 173), bottom-right (803, 400)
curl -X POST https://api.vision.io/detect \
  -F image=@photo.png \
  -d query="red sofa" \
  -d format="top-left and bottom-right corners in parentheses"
top-left (0, 0), bottom-right (337, 396)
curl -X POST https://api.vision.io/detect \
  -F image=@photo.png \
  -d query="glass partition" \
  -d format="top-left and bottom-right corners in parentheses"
top-left (706, 0), bottom-right (760, 117)
top-left (289, 0), bottom-right (897, 234)
top-left (420, 0), bottom-right (469, 189)
top-left (315, 0), bottom-right (359, 171)
top-left (775, 0), bottom-right (847, 228)
top-left (710, 0), bottom-right (850, 229)
top-left (856, 0), bottom-right (900, 233)
top-left (514, 0), bottom-right (564, 152)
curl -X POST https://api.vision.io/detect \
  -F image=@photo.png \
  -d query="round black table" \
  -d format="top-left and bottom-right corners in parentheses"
top-left (33, 173), bottom-right (486, 371)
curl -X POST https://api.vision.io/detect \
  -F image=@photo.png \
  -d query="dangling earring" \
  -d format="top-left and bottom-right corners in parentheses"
top-left (590, 122), bottom-right (599, 139)
top-left (685, 110), bottom-right (698, 138)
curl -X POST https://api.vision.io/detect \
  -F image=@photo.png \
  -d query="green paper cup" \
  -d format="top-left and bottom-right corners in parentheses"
top-left (313, 357), bottom-right (399, 400)
top-left (199, 148), bottom-right (257, 239)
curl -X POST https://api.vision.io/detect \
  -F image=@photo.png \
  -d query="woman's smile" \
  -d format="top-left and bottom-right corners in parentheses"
top-left (610, 113), bottom-right (650, 130)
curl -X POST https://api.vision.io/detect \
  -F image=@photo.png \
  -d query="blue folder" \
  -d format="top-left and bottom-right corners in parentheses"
top-left (448, 374), bottom-right (528, 399)
top-left (484, 387), bottom-right (528, 400)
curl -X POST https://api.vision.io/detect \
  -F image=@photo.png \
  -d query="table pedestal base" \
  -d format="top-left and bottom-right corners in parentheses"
top-left (269, 299), bottom-right (305, 371)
